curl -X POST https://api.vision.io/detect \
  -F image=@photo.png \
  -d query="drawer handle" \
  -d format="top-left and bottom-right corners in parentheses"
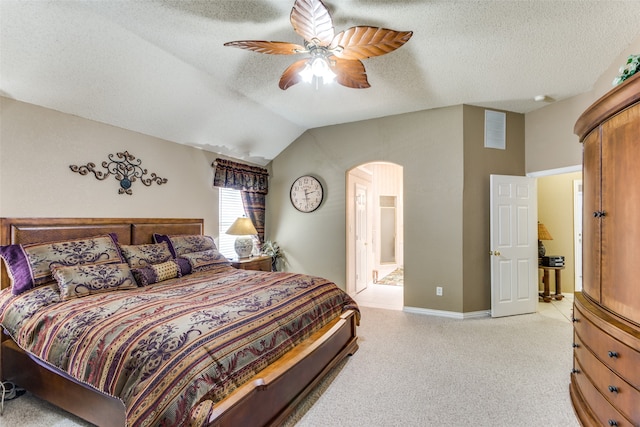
top-left (571, 368), bottom-right (580, 374)
top-left (608, 351), bottom-right (619, 359)
top-left (608, 385), bottom-right (619, 393)
top-left (608, 420), bottom-right (618, 427)
top-left (571, 317), bottom-right (579, 323)
top-left (572, 343), bottom-right (579, 348)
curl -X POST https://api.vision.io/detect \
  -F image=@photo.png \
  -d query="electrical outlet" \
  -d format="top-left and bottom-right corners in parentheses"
top-left (436, 286), bottom-right (443, 296)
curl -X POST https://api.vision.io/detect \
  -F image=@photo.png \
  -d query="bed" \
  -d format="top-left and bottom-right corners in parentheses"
top-left (0, 217), bottom-right (359, 426)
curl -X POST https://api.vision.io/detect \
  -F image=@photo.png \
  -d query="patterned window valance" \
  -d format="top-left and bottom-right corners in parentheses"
top-left (212, 158), bottom-right (269, 194)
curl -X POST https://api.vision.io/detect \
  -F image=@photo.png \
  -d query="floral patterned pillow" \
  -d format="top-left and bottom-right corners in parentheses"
top-left (131, 259), bottom-right (188, 286)
top-left (119, 241), bottom-right (173, 269)
top-left (0, 233), bottom-right (125, 295)
top-left (179, 249), bottom-right (231, 273)
top-left (153, 234), bottom-right (217, 257)
top-left (53, 262), bottom-right (138, 301)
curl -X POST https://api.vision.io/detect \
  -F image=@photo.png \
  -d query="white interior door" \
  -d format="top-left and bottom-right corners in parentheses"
top-left (355, 184), bottom-right (368, 293)
top-left (573, 179), bottom-right (583, 292)
top-left (490, 174), bottom-right (538, 317)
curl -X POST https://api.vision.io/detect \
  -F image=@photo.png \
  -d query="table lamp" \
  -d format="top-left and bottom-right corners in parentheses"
top-left (537, 222), bottom-right (553, 258)
top-left (226, 217), bottom-right (258, 259)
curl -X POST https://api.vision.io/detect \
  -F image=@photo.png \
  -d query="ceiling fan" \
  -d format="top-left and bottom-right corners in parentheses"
top-left (224, 0), bottom-right (413, 90)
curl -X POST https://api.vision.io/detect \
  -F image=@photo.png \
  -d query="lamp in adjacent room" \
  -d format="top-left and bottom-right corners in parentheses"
top-left (537, 222), bottom-right (553, 258)
top-left (226, 217), bottom-right (258, 259)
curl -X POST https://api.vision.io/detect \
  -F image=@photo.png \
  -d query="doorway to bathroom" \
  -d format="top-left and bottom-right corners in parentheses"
top-left (346, 162), bottom-right (403, 310)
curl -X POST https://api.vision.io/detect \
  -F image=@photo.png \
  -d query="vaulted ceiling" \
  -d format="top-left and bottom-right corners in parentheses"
top-left (2, 1), bottom-right (639, 165)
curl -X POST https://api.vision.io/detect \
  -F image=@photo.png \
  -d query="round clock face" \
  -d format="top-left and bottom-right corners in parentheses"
top-left (290, 175), bottom-right (323, 213)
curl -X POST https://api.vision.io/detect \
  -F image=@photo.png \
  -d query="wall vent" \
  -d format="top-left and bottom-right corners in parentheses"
top-left (484, 110), bottom-right (506, 150)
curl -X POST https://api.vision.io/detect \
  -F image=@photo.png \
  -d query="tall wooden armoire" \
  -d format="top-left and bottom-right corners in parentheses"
top-left (570, 73), bottom-right (640, 427)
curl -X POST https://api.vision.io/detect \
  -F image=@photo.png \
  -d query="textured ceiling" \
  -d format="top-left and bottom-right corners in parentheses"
top-left (2, 1), bottom-right (640, 165)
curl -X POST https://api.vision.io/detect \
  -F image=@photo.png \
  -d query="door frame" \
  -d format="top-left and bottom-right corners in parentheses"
top-left (528, 165), bottom-right (583, 297)
top-left (346, 162), bottom-right (404, 299)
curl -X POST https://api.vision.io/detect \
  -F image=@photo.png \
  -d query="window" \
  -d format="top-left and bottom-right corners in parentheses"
top-left (218, 188), bottom-right (246, 259)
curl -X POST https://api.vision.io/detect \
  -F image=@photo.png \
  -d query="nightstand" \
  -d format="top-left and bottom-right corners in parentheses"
top-left (230, 255), bottom-right (272, 272)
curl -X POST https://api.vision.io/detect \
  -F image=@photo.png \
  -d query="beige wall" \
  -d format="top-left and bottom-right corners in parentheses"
top-left (267, 105), bottom-right (525, 313)
top-left (268, 106), bottom-right (464, 311)
top-left (537, 171), bottom-right (582, 293)
top-left (526, 35), bottom-right (640, 174)
top-left (0, 97), bottom-right (220, 238)
top-left (462, 106), bottom-right (525, 312)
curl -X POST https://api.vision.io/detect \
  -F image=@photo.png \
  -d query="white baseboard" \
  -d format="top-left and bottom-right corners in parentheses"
top-left (403, 306), bottom-right (491, 319)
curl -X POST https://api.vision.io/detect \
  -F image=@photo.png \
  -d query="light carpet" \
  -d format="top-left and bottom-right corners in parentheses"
top-left (1, 305), bottom-right (579, 427)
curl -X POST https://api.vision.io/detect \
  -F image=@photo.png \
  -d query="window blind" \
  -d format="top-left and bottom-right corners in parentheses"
top-left (218, 188), bottom-right (246, 259)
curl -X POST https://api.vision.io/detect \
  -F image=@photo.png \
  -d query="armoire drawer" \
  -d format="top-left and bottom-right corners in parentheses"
top-left (574, 333), bottom-right (640, 423)
top-left (573, 358), bottom-right (633, 427)
top-left (573, 303), bottom-right (640, 389)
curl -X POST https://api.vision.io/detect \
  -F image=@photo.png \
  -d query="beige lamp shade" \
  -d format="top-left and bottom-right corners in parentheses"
top-left (226, 217), bottom-right (257, 259)
top-left (226, 217), bottom-right (258, 236)
top-left (538, 222), bottom-right (553, 241)
top-left (537, 222), bottom-right (553, 258)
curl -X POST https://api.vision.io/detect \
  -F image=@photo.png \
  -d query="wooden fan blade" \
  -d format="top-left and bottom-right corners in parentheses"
top-left (331, 27), bottom-right (413, 60)
top-left (331, 57), bottom-right (370, 89)
top-left (290, 0), bottom-right (334, 45)
top-left (279, 59), bottom-right (309, 90)
top-left (224, 40), bottom-right (305, 55)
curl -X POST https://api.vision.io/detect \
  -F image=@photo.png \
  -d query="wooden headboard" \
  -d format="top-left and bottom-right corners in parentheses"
top-left (0, 217), bottom-right (204, 290)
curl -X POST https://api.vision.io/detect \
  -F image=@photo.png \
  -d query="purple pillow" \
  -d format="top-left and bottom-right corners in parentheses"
top-left (0, 244), bottom-right (32, 294)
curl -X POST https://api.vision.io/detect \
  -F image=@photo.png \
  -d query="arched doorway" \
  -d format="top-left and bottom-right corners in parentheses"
top-left (346, 162), bottom-right (403, 310)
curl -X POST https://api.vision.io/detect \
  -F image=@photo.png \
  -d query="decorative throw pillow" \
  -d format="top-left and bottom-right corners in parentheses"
top-left (132, 260), bottom-right (185, 286)
top-left (0, 233), bottom-right (124, 295)
top-left (153, 234), bottom-right (217, 257)
top-left (53, 262), bottom-right (137, 301)
top-left (119, 241), bottom-right (173, 269)
top-left (179, 249), bottom-right (231, 273)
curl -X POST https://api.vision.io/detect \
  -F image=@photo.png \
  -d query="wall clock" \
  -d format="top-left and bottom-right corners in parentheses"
top-left (290, 175), bottom-right (323, 213)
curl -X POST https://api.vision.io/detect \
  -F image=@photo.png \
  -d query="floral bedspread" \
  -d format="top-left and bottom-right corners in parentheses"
top-left (0, 267), bottom-right (359, 426)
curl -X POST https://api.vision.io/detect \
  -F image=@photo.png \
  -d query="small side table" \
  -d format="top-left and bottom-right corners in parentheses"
top-left (539, 265), bottom-right (564, 302)
top-left (230, 255), bottom-right (272, 272)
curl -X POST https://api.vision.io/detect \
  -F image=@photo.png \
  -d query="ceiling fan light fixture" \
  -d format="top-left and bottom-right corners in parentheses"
top-left (300, 55), bottom-right (336, 85)
top-left (224, 0), bottom-right (413, 90)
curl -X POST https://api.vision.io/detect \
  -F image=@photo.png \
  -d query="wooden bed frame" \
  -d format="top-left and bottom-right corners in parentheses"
top-left (0, 217), bottom-right (359, 426)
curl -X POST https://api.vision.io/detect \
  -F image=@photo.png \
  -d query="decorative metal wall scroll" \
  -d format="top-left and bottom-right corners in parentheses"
top-left (70, 151), bottom-right (168, 195)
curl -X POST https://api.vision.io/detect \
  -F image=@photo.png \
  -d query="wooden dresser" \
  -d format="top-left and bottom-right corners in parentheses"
top-left (571, 73), bottom-right (640, 427)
